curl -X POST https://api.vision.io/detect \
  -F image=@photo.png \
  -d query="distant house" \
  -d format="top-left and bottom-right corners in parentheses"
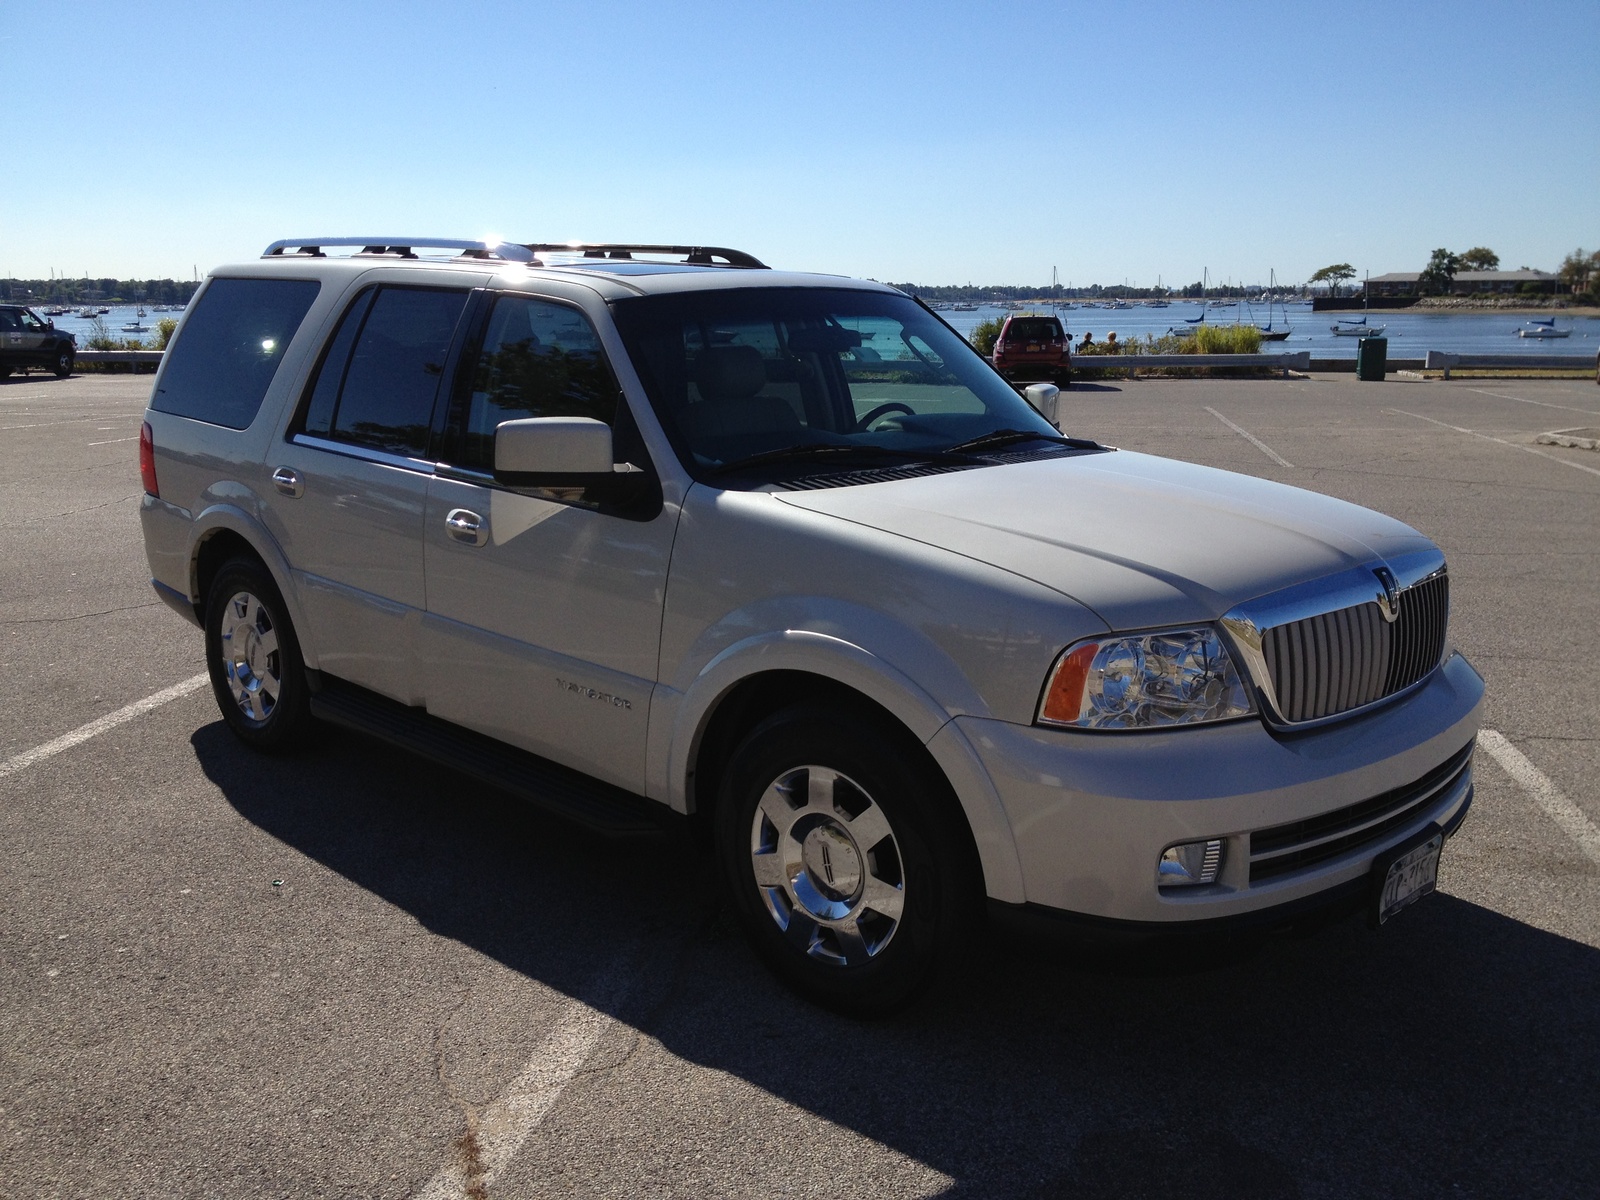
top-left (1365, 270), bottom-right (1561, 297)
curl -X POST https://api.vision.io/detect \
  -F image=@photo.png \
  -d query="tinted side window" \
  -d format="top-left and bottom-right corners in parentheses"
top-left (323, 287), bottom-right (468, 458)
top-left (447, 295), bottom-right (618, 471)
top-left (151, 278), bottom-right (321, 429)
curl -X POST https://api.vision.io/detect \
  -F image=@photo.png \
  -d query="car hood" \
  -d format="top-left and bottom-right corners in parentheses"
top-left (773, 450), bottom-right (1437, 630)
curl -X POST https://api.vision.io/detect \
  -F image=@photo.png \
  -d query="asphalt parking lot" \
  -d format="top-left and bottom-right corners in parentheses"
top-left (3, 370), bottom-right (1597, 1199)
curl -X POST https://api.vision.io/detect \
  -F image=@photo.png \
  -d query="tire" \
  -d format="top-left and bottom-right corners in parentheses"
top-left (0, 365), bottom-right (11, 379)
top-left (1054, 368), bottom-right (1072, 389)
top-left (53, 347), bottom-right (74, 378)
top-left (204, 558), bottom-right (315, 751)
top-left (714, 703), bottom-right (978, 1015)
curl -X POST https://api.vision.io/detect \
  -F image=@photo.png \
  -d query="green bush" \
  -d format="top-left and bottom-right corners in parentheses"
top-left (84, 317), bottom-right (119, 351)
top-left (969, 316), bottom-right (1004, 356)
top-left (156, 317), bottom-right (179, 349)
top-left (1191, 324), bottom-right (1262, 354)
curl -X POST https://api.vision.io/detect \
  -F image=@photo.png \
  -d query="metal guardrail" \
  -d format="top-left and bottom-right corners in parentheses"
top-left (1424, 350), bottom-right (1597, 379)
top-left (1070, 351), bottom-right (1311, 379)
top-left (74, 349), bottom-right (165, 365)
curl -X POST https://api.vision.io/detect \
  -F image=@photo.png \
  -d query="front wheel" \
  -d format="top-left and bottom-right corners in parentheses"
top-left (204, 558), bottom-right (315, 751)
top-left (53, 347), bottom-right (74, 378)
top-left (714, 704), bottom-right (978, 1014)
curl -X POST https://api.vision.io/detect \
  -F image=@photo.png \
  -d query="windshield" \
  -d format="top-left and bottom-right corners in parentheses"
top-left (611, 287), bottom-right (1064, 484)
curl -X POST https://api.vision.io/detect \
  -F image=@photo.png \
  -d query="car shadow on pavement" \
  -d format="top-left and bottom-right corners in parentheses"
top-left (196, 722), bottom-right (1600, 1200)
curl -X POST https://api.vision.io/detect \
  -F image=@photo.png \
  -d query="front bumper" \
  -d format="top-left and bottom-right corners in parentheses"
top-left (958, 650), bottom-right (1484, 924)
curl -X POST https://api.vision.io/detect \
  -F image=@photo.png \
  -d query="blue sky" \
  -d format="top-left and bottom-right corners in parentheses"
top-left (2, 0), bottom-right (1595, 286)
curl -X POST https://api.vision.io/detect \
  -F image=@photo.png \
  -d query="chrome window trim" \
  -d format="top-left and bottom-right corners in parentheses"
top-left (289, 432), bottom-right (438, 476)
top-left (1219, 550), bottom-right (1448, 731)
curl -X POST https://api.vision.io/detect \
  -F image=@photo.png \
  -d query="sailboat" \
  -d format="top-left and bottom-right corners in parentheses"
top-left (121, 305), bottom-right (149, 333)
top-left (1330, 316), bottom-right (1386, 337)
top-left (1330, 274), bottom-right (1385, 336)
top-left (1516, 318), bottom-right (1571, 339)
top-left (1257, 269), bottom-right (1292, 340)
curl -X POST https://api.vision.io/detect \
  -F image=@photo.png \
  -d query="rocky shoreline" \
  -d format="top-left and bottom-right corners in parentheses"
top-left (1410, 296), bottom-right (1599, 315)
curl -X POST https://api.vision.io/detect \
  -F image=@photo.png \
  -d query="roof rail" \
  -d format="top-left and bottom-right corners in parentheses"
top-left (521, 243), bottom-right (767, 269)
top-left (262, 237), bottom-right (536, 262)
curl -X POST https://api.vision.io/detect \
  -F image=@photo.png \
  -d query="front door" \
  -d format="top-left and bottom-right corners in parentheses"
top-left (14, 309), bottom-right (48, 360)
top-left (420, 292), bottom-right (677, 794)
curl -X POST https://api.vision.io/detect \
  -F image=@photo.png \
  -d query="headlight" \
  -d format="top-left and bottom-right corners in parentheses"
top-left (1037, 627), bottom-right (1254, 730)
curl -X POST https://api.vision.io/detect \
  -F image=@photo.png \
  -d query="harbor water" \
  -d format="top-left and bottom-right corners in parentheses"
top-left (935, 302), bottom-right (1600, 358)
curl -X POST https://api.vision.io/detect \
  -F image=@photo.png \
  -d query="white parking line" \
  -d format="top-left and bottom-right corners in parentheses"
top-left (417, 956), bottom-right (633, 1198)
top-left (1477, 729), bottom-right (1600, 868)
top-left (1203, 407), bottom-right (1294, 468)
top-left (1388, 409), bottom-right (1600, 479)
top-left (87, 436), bottom-right (139, 446)
top-left (0, 673), bottom-right (209, 782)
top-left (1466, 387), bottom-right (1600, 419)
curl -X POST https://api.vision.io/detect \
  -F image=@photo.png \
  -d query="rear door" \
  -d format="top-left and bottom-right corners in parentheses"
top-left (266, 283), bottom-right (471, 704)
top-left (419, 291), bottom-right (676, 793)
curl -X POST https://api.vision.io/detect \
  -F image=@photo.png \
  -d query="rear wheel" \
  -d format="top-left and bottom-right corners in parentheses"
top-left (714, 703), bottom-right (978, 1014)
top-left (204, 558), bottom-right (315, 751)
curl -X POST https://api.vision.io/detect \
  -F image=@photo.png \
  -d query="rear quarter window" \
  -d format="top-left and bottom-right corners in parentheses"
top-left (151, 278), bottom-right (321, 429)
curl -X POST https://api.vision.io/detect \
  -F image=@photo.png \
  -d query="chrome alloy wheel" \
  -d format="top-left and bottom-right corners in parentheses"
top-left (749, 765), bottom-right (906, 966)
top-left (218, 590), bottom-right (281, 724)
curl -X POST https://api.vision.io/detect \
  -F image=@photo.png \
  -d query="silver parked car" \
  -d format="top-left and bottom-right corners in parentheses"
top-left (139, 238), bottom-right (1482, 1011)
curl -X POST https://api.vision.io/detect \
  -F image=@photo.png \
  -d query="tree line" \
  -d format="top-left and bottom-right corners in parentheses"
top-left (0, 278), bottom-right (201, 305)
top-left (1310, 245), bottom-right (1597, 298)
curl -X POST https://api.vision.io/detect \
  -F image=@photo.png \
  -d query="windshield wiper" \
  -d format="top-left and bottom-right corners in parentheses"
top-left (944, 428), bottom-right (1099, 455)
top-left (703, 442), bottom-right (978, 478)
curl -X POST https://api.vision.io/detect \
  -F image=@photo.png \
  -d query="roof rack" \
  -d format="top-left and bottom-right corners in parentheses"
top-left (262, 237), bottom-right (536, 262)
top-left (521, 243), bottom-right (767, 269)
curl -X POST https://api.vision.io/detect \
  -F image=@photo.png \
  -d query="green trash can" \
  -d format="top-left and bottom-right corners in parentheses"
top-left (1356, 336), bottom-right (1388, 381)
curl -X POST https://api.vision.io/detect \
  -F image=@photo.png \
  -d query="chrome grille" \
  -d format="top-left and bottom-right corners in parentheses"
top-left (1261, 573), bottom-right (1449, 723)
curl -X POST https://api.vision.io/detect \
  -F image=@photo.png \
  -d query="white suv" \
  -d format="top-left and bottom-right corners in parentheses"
top-left (139, 238), bottom-right (1483, 1011)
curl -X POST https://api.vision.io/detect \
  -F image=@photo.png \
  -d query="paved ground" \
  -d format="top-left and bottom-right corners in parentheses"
top-left (2, 372), bottom-right (1597, 1199)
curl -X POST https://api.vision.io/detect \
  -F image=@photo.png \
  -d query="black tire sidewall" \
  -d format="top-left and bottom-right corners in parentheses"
top-left (204, 559), bottom-right (311, 751)
top-left (54, 350), bottom-right (73, 378)
top-left (714, 705), bottom-right (971, 1014)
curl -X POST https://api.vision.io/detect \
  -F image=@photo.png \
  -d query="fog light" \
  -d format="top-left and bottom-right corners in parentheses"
top-left (1158, 839), bottom-right (1224, 888)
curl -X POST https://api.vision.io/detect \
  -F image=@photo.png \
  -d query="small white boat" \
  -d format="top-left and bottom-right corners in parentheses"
top-left (122, 306), bottom-right (149, 333)
top-left (1517, 319), bottom-right (1570, 338)
top-left (1330, 321), bottom-right (1386, 337)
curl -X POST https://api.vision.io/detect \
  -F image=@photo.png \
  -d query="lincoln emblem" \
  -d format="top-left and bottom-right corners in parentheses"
top-left (1374, 566), bottom-right (1402, 624)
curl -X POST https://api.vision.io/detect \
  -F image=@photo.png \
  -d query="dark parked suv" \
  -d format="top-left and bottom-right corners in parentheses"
top-left (0, 305), bottom-right (76, 378)
top-left (991, 313), bottom-right (1069, 385)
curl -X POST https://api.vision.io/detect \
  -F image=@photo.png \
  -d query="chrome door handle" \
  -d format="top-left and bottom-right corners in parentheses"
top-left (445, 508), bottom-right (487, 546)
top-left (271, 466), bottom-right (303, 498)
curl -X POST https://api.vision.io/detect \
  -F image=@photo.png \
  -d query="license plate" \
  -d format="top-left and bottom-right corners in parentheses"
top-left (1027, 343), bottom-right (1040, 351)
top-left (1374, 832), bottom-right (1442, 924)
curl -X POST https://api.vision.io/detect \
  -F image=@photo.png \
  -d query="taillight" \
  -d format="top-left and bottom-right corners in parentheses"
top-left (139, 421), bottom-right (159, 497)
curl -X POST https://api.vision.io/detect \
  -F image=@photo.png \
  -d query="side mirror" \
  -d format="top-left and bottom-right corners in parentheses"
top-left (494, 417), bottom-right (615, 485)
top-left (1024, 382), bottom-right (1061, 430)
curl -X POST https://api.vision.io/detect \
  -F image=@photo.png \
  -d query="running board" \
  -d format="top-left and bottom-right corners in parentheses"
top-left (308, 676), bottom-right (666, 838)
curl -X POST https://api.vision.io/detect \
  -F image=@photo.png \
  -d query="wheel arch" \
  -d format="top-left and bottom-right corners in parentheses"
top-left (662, 631), bottom-right (1026, 902)
top-left (188, 506), bottom-right (317, 667)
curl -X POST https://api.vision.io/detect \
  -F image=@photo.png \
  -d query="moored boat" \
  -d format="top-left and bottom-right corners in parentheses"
top-left (1516, 319), bottom-right (1571, 338)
